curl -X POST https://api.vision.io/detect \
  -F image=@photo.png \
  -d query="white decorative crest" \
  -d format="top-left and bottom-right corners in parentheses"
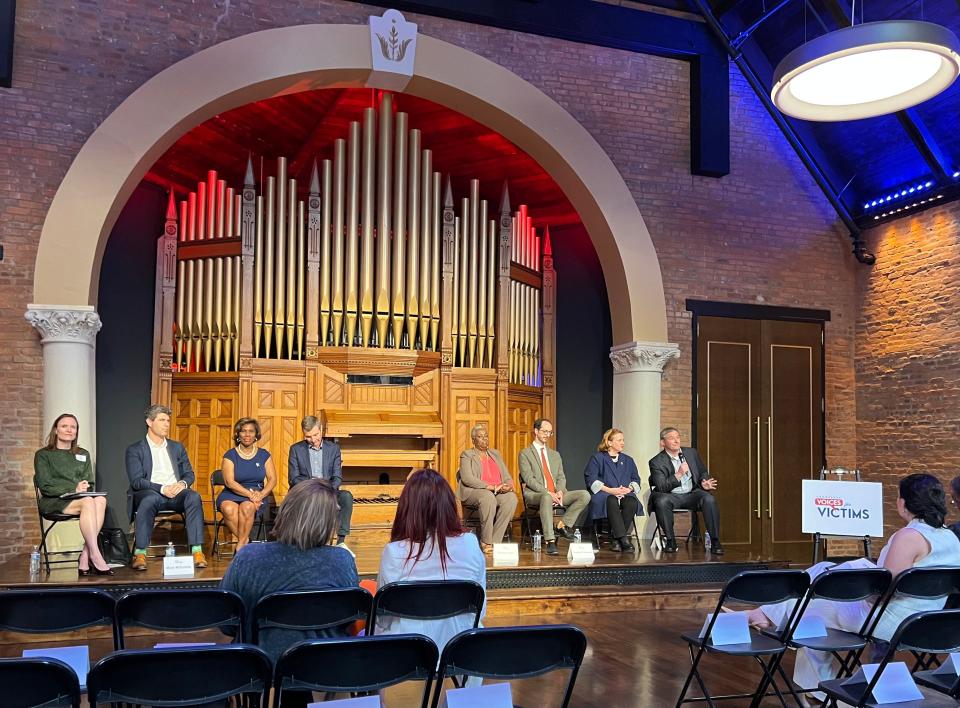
top-left (609, 340), bottom-right (680, 374)
top-left (26, 305), bottom-right (102, 346)
top-left (368, 9), bottom-right (418, 91)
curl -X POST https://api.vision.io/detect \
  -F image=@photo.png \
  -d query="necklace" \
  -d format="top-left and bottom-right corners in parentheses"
top-left (235, 445), bottom-right (258, 460)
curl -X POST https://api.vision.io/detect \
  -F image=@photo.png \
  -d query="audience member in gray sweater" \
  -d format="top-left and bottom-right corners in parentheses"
top-left (221, 478), bottom-right (359, 662)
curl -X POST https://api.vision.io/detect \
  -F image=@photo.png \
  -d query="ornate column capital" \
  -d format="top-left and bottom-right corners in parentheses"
top-left (609, 340), bottom-right (679, 374)
top-left (25, 305), bottom-right (102, 346)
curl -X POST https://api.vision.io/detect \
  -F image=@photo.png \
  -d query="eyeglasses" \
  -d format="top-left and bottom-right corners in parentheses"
top-left (538, 430), bottom-right (554, 436)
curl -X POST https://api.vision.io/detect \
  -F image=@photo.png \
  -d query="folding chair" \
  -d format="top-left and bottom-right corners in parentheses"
top-left (87, 644), bottom-right (272, 706)
top-left (653, 508), bottom-right (700, 547)
top-left (115, 588), bottom-right (245, 648)
top-left (519, 484), bottom-right (568, 547)
top-left (760, 567), bottom-right (892, 703)
top-left (0, 656), bottom-right (82, 708)
top-left (819, 609), bottom-right (960, 707)
top-left (369, 580), bottom-right (484, 637)
top-left (676, 569), bottom-right (810, 708)
top-left (251, 587), bottom-right (372, 644)
top-left (272, 634), bottom-right (438, 708)
top-left (430, 625), bottom-right (587, 708)
top-left (33, 479), bottom-right (81, 572)
top-left (0, 589), bottom-right (116, 648)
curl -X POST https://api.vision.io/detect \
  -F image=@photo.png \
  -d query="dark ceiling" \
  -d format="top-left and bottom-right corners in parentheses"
top-left (146, 89), bottom-right (576, 229)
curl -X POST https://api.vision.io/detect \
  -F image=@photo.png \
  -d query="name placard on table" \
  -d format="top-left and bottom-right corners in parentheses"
top-left (492, 543), bottom-right (519, 566)
top-left (567, 542), bottom-right (595, 564)
top-left (163, 555), bottom-right (195, 578)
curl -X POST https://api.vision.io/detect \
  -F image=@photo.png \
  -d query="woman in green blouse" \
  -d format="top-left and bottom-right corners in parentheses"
top-left (34, 413), bottom-right (113, 575)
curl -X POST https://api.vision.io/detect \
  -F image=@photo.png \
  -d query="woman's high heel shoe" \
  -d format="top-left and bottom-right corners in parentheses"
top-left (78, 566), bottom-right (91, 576)
top-left (91, 565), bottom-right (115, 576)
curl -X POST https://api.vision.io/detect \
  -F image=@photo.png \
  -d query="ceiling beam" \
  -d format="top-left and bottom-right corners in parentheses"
top-left (288, 89), bottom-right (348, 179)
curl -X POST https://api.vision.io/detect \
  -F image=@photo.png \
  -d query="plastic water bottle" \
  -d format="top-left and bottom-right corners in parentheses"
top-left (29, 547), bottom-right (41, 575)
top-left (573, 528), bottom-right (582, 544)
top-left (704, 532), bottom-right (712, 552)
top-left (532, 530), bottom-right (542, 552)
top-left (165, 542), bottom-right (176, 558)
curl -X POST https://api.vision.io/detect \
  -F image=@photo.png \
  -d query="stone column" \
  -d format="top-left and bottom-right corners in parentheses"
top-left (609, 340), bottom-right (680, 539)
top-left (25, 305), bottom-right (102, 552)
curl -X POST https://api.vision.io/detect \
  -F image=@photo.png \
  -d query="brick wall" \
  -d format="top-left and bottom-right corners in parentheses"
top-left (856, 204), bottom-right (960, 538)
top-left (0, 0), bottom-right (860, 561)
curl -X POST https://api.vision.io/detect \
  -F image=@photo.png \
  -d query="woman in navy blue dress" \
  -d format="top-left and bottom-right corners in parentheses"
top-left (584, 428), bottom-right (644, 553)
top-left (219, 417), bottom-right (277, 550)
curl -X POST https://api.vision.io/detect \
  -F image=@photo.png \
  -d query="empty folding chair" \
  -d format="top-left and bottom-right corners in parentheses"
top-left (819, 609), bottom-right (960, 707)
top-left (431, 625), bottom-right (587, 708)
top-left (272, 634), bottom-right (438, 708)
top-left (676, 569), bottom-right (810, 708)
top-left (115, 588), bottom-right (245, 648)
top-left (0, 656), bottom-right (81, 708)
top-left (0, 589), bottom-right (116, 648)
top-left (251, 587), bottom-right (372, 650)
top-left (86, 644), bottom-right (272, 706)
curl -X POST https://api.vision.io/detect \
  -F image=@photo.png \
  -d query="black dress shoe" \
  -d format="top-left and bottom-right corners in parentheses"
top-left (610, 539), bottom-right (623, 552)
top-left (711, 544), bottom-right (725, 556)
top-left (545, 540), bottom-right (559, 555)
top-left (556, 526), bottom-right (575, 541)
top-left (663, 539), bottom-right (679, 553)
top-left (620, 537), bottom-right (636, 553)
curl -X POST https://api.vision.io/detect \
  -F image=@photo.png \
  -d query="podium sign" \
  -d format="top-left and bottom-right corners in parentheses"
top-left (801, 480), bottom-right (883, 538)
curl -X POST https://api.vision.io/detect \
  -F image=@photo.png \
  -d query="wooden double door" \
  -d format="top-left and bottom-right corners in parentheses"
top-left (695, 315), bottom-right (824, 560)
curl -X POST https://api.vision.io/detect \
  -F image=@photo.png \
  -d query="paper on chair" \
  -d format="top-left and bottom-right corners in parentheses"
top-left (697, 613), bottom-right (751, 645)
top-left (308, 696), bottom-right (380, 707)
top-left (791, 615), bottom-right (828, 640)
top-left (841, 662), bottom-right (923, 704)
top-left (933, 653), bottom-right (960, 676)
top-left (23, 645), bottom-right (90, 689)
top-left (446, 681), bottom-right (513, 708)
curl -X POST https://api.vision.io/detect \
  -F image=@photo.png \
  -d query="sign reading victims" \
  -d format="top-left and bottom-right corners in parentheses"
top-left (802, 480), bottom-right (883, 537)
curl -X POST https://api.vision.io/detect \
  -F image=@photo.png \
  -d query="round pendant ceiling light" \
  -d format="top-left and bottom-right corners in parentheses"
top-left (771, 20), bottom-right (960, 121)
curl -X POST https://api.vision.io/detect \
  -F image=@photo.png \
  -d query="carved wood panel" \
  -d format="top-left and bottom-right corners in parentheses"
top-left (443, 373), bottom-right (498, 486)
top-left (250, 379), bottom-right (305, 502)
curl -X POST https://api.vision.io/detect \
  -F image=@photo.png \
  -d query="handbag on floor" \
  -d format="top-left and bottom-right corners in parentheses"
top-left (98, 527), bottom-right (131, 565)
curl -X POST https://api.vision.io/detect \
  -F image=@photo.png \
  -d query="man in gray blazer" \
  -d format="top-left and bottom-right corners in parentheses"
top-left (458, 424), bottom-right (518, 551)
top-left (288, 415), bottom-right (353, 544)
top-left (518, 418), bottom-right (590, 554)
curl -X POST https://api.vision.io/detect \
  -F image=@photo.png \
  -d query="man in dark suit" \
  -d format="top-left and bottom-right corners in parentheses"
top-left (648, 427), bottom-right (723, 555)
top-left (288, 414), bottom-right (353, 545)
top-left (125, 404), bottom-right (207, 570)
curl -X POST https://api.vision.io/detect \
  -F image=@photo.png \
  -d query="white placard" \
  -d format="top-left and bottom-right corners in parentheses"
top-left (791, 615), bottom-right (828, 640)
top-left (801, 480), bottom-right (884, 538)
top-left (163, 555), bottom-right (195, 578)
top-left (567, 542), bottom-right (595, 564)
top-left (446, 681), bottom-right (513, 708)
top-left (933, 653), bottom-right (960, 676)
top-left (24, 645), bottom-right (89, 689)
top-left (698, 613), bottom-right (751, 645)
top-left (309, 695), bottom-right (381, 707)
top-left (841, 662), bottom-right (923, 704)
top-left (492, 543), bottom-right (519, 567)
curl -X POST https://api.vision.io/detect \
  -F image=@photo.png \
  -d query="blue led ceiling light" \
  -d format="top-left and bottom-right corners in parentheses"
top-left (864, 180), bottom-right (934, 210)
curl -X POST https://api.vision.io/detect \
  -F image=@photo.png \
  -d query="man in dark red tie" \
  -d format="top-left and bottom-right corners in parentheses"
top-left (518, 418), bottom-right (590, 555)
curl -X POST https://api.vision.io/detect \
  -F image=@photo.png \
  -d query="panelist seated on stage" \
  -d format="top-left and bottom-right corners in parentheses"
top-left (648, 427), bottom-right (723, 555)
top-left (518, 418), bottom-right (590, 555)
top-left (125, 404), bottom-right (207, 570)
top-left (218, 417), bottom-right (277, 551)
top-left (458, 424), bottom-right (518, 553)
top-left (584, 428), bottom-right (644, 553)
top-left (287, 415), bottom-right (353, 546)
top-left (35, 413), bottom-right (113, 576)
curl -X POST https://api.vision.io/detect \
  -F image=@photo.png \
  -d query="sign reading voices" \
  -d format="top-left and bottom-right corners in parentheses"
top-left (801, 480), bottom-right (884, 538)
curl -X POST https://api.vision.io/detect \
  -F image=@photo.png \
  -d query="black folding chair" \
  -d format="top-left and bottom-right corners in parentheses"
top-left (760, 567), bottom-right (892, 704)
top-left (0, 588), bottom-right (117, 648)
top-left (430, 625), bottom-right (587, 708)
top-left (819, 609), bottom-right (960, 707)
top-left (519, 484), bottom-right (568, 547)
top-left (0, 656), bottom-right (82, 708)
top-left (87, 644), bottom-right (272, 707)
top-left (272, 634), bottom-right (438, 708)
top-left (33, 479), bottom-right (81, 572)
top-left (369, 580), bottom-right (485, 636)
top-left (864, 566), bottom-right (960, 672)
top-left (251, 587), bottom-right (372, 644)
top-left (115, 588), bottom-right (245, 648)
top-left (676, 569), bottom-right (811, 708)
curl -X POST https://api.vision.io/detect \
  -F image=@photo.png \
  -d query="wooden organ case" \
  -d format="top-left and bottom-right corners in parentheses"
top-left (150, 93), bottom-right (557, 529)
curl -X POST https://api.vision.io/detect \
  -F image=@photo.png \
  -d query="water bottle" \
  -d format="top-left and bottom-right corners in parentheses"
top-left (532, 530), bottom-right (542, 552)
top-left (704, 532), bottom-right (712, 552)
top-left (29, 547), bottom-right (41, 575)
top-left (573, 528), bottom-right (582, 544)
top-left (165, 542), bottom-right (176, 558)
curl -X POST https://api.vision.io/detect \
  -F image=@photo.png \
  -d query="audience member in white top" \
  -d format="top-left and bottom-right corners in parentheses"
top-left (376, 468), bottom-right (487, 655)
top-left (744, 472), bottom-right (960, 696)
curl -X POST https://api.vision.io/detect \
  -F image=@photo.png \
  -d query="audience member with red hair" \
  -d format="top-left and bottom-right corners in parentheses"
top-left (375, 468), bottom-right (487, 652)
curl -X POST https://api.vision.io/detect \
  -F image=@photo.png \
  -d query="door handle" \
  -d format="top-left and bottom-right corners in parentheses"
top-left (754, 417), bottom-right (761, 518)
top-left (766, 416), bottom-right (773, 519)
